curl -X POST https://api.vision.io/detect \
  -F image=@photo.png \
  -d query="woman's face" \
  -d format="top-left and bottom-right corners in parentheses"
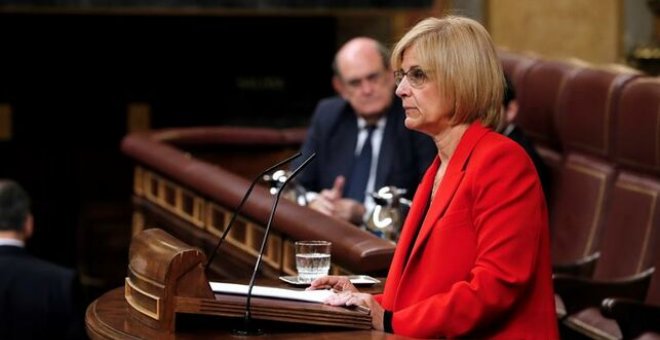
top-left (395, 44), bottom-right (452, 137)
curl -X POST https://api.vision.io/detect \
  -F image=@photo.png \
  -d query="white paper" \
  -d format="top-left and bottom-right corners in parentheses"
top-left (209, 282), bottom-right (336, 303)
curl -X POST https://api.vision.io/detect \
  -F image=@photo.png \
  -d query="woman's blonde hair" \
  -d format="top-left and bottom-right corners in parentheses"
top-left (391, 16), bottom-right (504, 129)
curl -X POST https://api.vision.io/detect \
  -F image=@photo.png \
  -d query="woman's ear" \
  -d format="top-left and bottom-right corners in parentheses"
top-left (506, 100), bottom-right (519, 123)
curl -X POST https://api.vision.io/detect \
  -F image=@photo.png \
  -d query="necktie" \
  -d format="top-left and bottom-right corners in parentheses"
top-left (346, 125), bottom-right (376, 203)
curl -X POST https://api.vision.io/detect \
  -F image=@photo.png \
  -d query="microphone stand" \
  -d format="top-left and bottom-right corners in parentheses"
top-left (234, 152), bottom-right (317, 336)
top-left (204, 152), bottom-right (302, 272)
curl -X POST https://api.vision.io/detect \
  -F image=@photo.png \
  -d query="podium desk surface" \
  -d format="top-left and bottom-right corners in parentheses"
top-left (86, 281), bottom-right (414, 339)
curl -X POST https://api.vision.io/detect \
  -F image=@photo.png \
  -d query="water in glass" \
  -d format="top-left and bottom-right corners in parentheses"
top-left (296, 253), bottom-right (331, 282)
top-left (295, 240), bottom-right (331, 283)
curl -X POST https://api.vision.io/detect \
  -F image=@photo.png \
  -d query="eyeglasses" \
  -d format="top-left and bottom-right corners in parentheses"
top-left (344, 70), bottom-right (385, 89)
top-left (394, 67), bottom-right (429, 88)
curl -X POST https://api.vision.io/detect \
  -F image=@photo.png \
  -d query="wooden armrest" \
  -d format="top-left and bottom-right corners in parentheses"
top-left (553, 268), bottom-right (653, 315)
top-left (121, 129), bottom-right (395, 275)
top-left (553, 251), bottom-right (600, 278)
top-left (601, 296), bottom-right (660, 339)
top-left (149, 126), bottom-right (307, 146)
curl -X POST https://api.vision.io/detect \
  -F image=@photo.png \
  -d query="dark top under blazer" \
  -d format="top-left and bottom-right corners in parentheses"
top-left (0, 245), bottom-right (85, 339)
top-left (293, 96), bottom-right (436, 200)
top-left (506, 124), bottom-right (551, 199)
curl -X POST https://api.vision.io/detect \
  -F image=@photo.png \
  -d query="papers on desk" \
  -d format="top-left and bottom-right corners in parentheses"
top-left (208, 281), bottom-right (373, 326)
top-left (209, 282), bottom-right (335, 304)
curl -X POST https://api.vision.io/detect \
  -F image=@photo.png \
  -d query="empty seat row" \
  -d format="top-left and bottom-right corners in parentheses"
top-left (499, 50), bottom-right (660, 339)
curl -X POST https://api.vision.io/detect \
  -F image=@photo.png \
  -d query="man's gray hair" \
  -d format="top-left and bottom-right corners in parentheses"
top-left (0, 180), bottom-right (30, 231)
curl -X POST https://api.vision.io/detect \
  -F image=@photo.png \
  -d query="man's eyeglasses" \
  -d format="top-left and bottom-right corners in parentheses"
top-left (344, 70), bottom-right (385, 89)
top-left (394, 67), bottom-right (429, 88)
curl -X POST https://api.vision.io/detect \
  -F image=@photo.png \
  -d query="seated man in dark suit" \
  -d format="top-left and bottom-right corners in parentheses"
top-left (0, 179), bottom-right (85, 339)
top-left (293, 37), bottom-right (436, 225)
top-left (499, 76), bottom-right (551, 199)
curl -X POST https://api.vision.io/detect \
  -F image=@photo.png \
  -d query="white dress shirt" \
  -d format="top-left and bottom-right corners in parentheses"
top-left (0, 237), bottom-right (25, 247)
top-left (303, 116), bottom-right (387, 216)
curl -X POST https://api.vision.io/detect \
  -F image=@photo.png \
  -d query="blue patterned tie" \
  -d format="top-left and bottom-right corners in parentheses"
top-left (346, 125), bottom-right (376, 202)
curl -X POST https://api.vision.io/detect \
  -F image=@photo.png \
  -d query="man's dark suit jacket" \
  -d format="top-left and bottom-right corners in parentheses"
top-left (506, 124), bottom-right (551, 200)
top-left (293, 96), bottom-right (436, 200)
top-left (0, 245), bottom-right (85, 339)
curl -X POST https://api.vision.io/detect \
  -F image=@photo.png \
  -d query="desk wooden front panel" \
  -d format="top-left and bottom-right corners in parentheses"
top-left (85, 283), bottom-right (413, 340)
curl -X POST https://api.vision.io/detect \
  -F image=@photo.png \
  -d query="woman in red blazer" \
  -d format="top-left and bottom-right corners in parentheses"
top-left (310, 15), bottom-right (558, 339)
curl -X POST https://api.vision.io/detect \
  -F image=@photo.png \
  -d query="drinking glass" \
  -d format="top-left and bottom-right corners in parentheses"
top-left (295, 240), bottom-right (331, 283)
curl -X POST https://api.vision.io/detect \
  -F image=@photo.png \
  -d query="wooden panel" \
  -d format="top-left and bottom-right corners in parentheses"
top-left (132, 167), bottom-right (352, 279)
top-left (0, 104), bottom-right (11, 140)
top-left (121, 129), bottom-right (396, 279)
top-left (489, 0), bottom-right (621, 64)
top-left (127, 103), bottom-right (151, 133)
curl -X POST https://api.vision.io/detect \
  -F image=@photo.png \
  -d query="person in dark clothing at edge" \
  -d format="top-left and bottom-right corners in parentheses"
top-left (0, 179), bottom-right (86, 339)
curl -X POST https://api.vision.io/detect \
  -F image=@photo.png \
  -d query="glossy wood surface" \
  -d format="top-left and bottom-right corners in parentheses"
top-left (86, 281), bottom-right (413, 340)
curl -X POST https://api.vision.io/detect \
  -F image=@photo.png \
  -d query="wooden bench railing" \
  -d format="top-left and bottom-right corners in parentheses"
top-left (121, 126), bottom-right (395, 280)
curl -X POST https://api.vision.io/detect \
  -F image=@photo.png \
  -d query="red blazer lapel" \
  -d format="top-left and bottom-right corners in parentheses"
top-left (403, 170), bottom-right (465, 282)
top-left (399, 122), bottom-right (490, 288)
top-left (381, 157), bottom-right (437, 308)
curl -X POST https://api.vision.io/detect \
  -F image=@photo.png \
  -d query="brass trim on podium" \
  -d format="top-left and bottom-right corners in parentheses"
top-left (125, 277), bottom-right (161, 320)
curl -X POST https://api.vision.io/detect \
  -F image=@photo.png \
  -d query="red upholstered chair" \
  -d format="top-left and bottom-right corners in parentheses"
top-left (554, 76), bottom-right (660, 339)
top-left (612, 77), bottom-right (660, 177)
top-left (550, 153), bottom-right (616, 276)
top-left (556, 173), bottom-right (660, 338)
top-left (513, 59), bottom-right (584, 214)
top-left (516, 59), bottom-right (582, 151)
top-left (498, 50), bottom-right (539, 95)
top-left (556, 66), bottom-right (640, 159)
top-left (602, 258), bottom-right (660, 339)
top-left (550, 66), bottom-right (638, 276)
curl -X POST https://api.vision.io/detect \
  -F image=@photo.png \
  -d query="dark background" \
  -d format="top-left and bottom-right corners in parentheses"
top-left (0, 1), bottom-right (432, 8)
top-left (0, 12), bottom-right (337, 286)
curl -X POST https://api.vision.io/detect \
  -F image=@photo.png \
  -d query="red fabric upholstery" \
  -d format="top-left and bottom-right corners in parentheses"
top-left (516, 59), bottom-right (581, 149)
top-left (498, 50), bottom-right (539, 99)
top-left (496, 53), bottom-right (660, 340)
top-left (565, 307), bottom-right (621, 340)
top-left (550, 66), bottom-right (640, 269)
top-left (550, 153), bottom-right (617, 266)
top-left (557, 76), bottom-right (660, 339)
top-left (558, 171), bottom-right (660, 339)
top-left (612, 77), bottom-right (660, 176)
top-left (594, 173), bottom-right (660, 280)
top-left (556, 67), bottom-right (639, 158)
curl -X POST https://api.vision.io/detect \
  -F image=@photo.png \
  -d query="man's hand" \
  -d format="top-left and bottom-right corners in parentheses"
top-left (333, 199), bottom-right (366, 224)
top-left (308, 176), bottom-right (345, 215)
top-left (308, 176), bottom-right (366, 225)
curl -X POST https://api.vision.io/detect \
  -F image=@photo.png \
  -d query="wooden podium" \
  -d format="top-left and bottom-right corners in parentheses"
top-left (117, 228), bottom-right (371, 336)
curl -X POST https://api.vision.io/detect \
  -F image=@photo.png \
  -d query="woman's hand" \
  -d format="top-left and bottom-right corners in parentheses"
top-left (307, 275), bottom-right (358, 293)
top-left (307, 276), bottom-right (385, 331)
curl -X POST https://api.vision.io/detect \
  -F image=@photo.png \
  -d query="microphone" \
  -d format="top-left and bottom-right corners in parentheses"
top-left (204, 151), bottom-right (302, 272)
top-left (236, 152), bottom-right (316, 336)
